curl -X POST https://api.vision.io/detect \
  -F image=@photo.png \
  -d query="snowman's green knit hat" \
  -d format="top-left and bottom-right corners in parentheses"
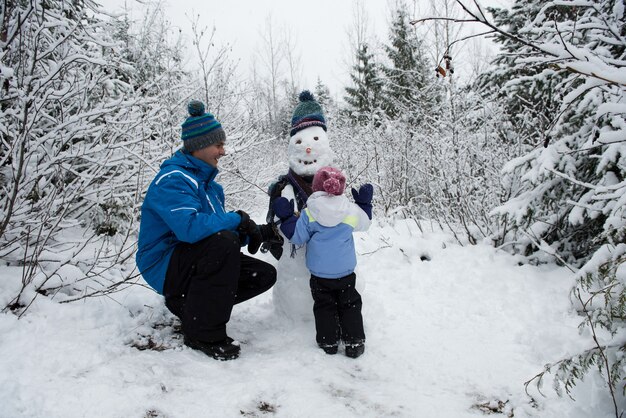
top-left (290, 90), bottom-right (327, 136)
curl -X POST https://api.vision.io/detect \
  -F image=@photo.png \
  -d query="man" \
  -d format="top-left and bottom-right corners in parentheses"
top-left (136, 100), bottom-right (277, 361)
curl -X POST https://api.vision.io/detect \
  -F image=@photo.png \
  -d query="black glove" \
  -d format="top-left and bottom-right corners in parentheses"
top-left (259, 223), bottom-right (284, 260)
top-left (249, 223), bottom-right (283, 254)
top-left (236, 210), bottom-right (252, 242)
top-left (246, 219), bottom-right (263, 255)
top-left (258, 223), bottom-right (280, 243)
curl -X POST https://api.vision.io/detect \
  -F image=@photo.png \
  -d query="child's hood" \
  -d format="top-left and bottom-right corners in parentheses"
top-left (306, 191), bottom-right (351, 227)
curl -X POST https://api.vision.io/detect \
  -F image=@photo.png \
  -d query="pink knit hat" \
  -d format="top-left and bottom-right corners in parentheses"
top-left (312, 166), bottom-right (346, 196)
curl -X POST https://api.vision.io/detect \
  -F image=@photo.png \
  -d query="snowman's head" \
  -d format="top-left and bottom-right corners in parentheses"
top-left (288, 91), bottom-right (334, 177)
top-left (288, 126), bottom-right (334, 176)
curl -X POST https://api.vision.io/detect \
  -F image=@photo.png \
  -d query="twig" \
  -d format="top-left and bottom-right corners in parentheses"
top-left (575, 288), bottom-right (620, 418)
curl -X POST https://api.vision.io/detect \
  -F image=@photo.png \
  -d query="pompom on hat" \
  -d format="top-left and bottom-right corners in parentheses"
top-left (312, 166), bottom-right (346, 196)
top-left (290, 90), bottom-right (327, 136)
top-left (181, 100), bottom-right (226, 152)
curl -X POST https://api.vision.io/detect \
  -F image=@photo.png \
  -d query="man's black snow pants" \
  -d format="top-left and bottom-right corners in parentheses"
top-left (163, 230), bottom-right (277, 343)
top-left (310, 273), bottom-right (365, 347)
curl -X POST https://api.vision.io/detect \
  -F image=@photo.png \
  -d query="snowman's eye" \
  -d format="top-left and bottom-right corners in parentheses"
top-left (296, 139), bottom-right (302, 144)
top-left (314, 136), bottom-right (319, 141)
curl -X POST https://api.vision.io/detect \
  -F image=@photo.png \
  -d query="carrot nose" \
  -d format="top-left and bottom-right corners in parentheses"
top-left (306, 147), bottom-right (312, 154)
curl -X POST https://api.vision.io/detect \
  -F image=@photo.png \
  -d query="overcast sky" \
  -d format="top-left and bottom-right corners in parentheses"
top-left (100, 0), bottom-right (389, 96)
top-left (99, 0), bottom-right (510, 98)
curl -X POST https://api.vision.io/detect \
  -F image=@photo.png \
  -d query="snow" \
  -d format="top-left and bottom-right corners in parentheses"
top-left (0, 219), bottom-right (618, 418)
top-left (0, 64), bottom-right (14, 79)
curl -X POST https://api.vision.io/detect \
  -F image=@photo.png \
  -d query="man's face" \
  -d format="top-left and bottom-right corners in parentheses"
top-left (192, 140), bottom-right (226, 168)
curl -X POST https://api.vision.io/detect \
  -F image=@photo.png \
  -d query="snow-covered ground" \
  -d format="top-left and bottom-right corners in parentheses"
top-left (0, 219), bottom-right (618, 417)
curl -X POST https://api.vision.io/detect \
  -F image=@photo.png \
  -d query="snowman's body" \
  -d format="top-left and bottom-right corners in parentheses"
top-left (270, 125), bottom-right (333, 320)
top-left (272, 183), bottom-right (314, 320)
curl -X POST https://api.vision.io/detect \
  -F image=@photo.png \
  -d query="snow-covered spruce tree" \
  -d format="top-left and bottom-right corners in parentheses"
top-left (380, 1), bottom-right (433, 123)
top-left (343, 42), bottom-right (384, 124)
top-left (459, 0), bottom-right (626, 410)
top-left (314, 78), bottom-right (333, 110)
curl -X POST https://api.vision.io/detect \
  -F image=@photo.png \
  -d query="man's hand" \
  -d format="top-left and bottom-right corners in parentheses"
top-left (236, 210), bottom-right (252, 242)
top-left (238, 211), bottom-right (284, 254)
top-left (351, 184), bottom-right (373, 219)
top-left (246, 220), bottom-right (263, 254)
top-left (258, 223), bottom-right (280, 243)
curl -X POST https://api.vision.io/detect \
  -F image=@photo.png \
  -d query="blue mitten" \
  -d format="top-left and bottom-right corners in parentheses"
top-left (351, 184), bottom-right (373, 219)
top-left (272, 197), bottom-right (297, 239)
top-left (273, 197), bottom-right (295, 220)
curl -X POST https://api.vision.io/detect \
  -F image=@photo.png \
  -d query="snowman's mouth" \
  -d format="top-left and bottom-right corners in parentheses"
top-left (299, 159), bottom-right (317, 165)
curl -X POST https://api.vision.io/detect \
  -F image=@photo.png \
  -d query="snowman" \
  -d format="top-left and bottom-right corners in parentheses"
top-left (262, 91), bottom-right (335, 320)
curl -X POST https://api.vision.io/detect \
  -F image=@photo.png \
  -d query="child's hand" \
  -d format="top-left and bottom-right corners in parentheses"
top-left (273, 197), bottom-right (295, 220)
top-left (272, 197), bottom-right (297, 239)
top-left (351, 184), bottom-right (373, 205)
top-left (351, 184), bottom-right (373, 219)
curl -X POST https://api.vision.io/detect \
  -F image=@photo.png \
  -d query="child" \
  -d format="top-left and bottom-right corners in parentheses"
top-left (273, 166), bottom-right (373, 358)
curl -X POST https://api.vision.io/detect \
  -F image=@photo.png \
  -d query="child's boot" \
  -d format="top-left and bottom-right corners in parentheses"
top-left (345, 342), bottom-right (365, 358)
top-left (319, 343), bottom-right (338, 355)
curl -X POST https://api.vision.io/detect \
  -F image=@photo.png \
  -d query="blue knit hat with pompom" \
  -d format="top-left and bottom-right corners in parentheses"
top-left (181, 100), bottom-right (226, 152)
top-left (290, 90), bottom-right (327, 136)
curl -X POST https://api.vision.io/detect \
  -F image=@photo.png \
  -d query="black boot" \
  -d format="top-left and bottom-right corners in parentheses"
top-left (184, 335), bottom-right (240, 360)
top-left (319, 344), bottom-right (338, 355)
top-left (345, 342), bottom-right (365, 358)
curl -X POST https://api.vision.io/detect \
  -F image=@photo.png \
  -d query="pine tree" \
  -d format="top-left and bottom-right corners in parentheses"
top-left (380, 1), bottom-right (431, 121)
top-left (486, 0), bottom-right (625, 265)
top-left (344, 42), bottom-right (383, 123)
top-left (314, 78), bottom-right (332, 109)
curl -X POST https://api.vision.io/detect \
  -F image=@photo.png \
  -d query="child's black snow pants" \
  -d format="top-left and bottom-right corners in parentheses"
top-left (310, 273), bottom-right (365, 347)
top-left (164, 230), bottom-right (276, 343)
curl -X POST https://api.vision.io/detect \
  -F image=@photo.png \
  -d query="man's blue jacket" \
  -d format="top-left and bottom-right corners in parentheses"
top-left (136, 150), bottom-right (241, 294)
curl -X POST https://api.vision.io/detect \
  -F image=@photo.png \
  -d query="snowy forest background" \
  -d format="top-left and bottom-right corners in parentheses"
top-left (1, 0), bottom-right (625, 415)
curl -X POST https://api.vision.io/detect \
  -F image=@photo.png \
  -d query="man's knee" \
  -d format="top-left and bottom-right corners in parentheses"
top-left (265, 264), bottom-right (277, 285)
top-left (247, 261), bottom-right (276, 291)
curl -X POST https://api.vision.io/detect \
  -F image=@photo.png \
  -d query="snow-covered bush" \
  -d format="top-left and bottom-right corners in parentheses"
top-left (0, 0), bottom-right (192, 311)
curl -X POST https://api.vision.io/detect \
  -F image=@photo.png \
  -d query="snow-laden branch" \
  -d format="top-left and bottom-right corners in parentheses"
top-left (414, 0), bottom-right (626, 88)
